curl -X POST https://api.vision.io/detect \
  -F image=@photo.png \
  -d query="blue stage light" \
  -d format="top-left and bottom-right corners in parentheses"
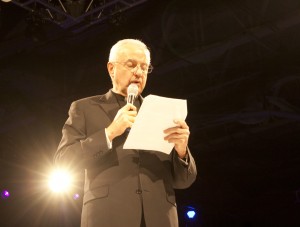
top-left (187, 210), bottom-right (196, 219)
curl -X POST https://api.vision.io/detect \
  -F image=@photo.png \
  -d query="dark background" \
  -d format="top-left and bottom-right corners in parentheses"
top-left (0, 0), bottom-right (300, 226)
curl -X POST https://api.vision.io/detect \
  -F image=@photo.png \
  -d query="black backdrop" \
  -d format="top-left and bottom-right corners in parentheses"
top-left (1, 0), bottom-right (300, 226)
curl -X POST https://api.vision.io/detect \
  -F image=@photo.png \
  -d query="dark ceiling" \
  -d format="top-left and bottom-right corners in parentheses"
top-left (0, 0), bottom-right (300, 226)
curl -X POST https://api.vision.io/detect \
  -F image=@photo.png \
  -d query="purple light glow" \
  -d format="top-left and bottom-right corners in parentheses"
top-left (73, 193), bottom-right (80, 200)
top-left (1, 190), bottom-right (10, 199)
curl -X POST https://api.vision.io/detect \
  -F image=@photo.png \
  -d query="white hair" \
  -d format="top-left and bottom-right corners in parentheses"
top-left (108, 39), bottom-right (151, 63)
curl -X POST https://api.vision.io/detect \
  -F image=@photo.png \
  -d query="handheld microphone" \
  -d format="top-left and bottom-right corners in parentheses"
top-left (125, 83), bottom-right (138, 133)
top-left (127, 83), bottom-right (139, 105)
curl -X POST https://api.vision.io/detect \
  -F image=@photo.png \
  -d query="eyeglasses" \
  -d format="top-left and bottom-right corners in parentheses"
top-left (112, 59), bottom-right (153, 74)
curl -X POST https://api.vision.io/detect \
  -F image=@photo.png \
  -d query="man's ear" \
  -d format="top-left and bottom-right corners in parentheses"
top-left (107, 62), bottom-right (114, 78)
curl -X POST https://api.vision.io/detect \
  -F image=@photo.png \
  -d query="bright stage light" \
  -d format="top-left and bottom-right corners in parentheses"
top-left (48, 169), bottom-right (72, 193)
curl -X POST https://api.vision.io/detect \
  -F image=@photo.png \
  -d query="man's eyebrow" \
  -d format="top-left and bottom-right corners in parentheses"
top-left (127, 59), bottom-right (148, 64)
top-left (126, 59), bottom-right (136, 62)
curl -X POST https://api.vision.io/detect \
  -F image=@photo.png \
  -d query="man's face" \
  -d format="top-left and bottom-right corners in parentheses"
top-left (107, 44), bottom-right (150, 96)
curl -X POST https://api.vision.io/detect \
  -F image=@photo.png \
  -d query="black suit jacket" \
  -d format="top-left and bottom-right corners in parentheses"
top-left (54, 90), bottom-right (197, 227)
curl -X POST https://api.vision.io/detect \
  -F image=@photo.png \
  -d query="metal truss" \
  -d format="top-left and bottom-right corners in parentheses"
top-left (11, 0), bottom-right (147, 32)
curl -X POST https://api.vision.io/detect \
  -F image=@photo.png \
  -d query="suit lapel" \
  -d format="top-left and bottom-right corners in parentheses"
top-left (90, 90), bottom-right (120, 122)
top-left (90, 89), bottom-right (144, 122)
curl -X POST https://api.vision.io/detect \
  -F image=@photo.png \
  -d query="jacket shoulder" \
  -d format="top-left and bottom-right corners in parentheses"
top-left (74, 95), bottom-right (103, 105)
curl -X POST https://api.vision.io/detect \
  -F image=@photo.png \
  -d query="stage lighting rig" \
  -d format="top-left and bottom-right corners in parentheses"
top-left (9, 0), bottom-right (148, 32)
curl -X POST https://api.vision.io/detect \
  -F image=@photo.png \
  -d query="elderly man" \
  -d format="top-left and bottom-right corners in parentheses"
top-left (54, 39), bottom-right (197, 227)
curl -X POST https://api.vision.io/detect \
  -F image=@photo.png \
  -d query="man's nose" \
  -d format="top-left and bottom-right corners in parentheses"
top-left (133, 65), bottom-right (144, 76)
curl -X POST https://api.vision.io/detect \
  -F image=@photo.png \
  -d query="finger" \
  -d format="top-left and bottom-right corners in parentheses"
top-left (173, 119), bottom-right (189, 129)
top-left (127, 116), bottom-right (136, 123)
top-left (123, 103), bottom-right (137, 111)
top-left (125, 110), bottom-right (137, 117)
top-left (167, 138), bottom-right (188, 145)
top-left (163, 120), bottom-right (189, 133)
top-left (164, 132), bottom-right (189, 141)
top-left (164, 127), bottom-right (189, 135)
top-left (163, 126), bottom-right (180, 134)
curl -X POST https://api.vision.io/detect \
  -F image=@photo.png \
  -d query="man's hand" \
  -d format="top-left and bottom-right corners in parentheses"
top-left (164, 119), bottom-right (190, 158)
top-left (106, 104), bottom-right (137, 141)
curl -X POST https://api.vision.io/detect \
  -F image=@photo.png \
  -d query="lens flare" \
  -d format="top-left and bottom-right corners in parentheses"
top-left (48, 169), bottom-right (72, 193)
top-left (73, 193), bottom-right (80, 200)
top-left (1, 190), bottom-right (10, 199)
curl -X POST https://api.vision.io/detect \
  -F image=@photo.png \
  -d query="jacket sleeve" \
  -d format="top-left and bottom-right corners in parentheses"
top-left (171, 148), bottom-right (197, 189)
top-left (53, 101), bottom-right (111, 170)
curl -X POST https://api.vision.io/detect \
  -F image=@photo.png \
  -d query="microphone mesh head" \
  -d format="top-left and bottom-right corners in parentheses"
top-left (127, 83), bottom-right (139, 96)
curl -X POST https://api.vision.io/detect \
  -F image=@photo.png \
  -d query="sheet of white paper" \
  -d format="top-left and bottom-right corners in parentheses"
top-left (123, 95), bottom-right (187, 154)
